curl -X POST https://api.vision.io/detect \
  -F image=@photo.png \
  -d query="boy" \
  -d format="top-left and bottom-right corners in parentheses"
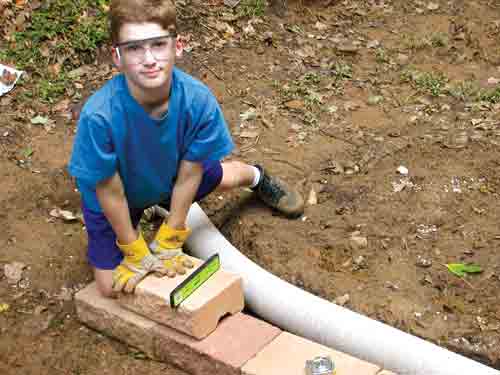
top-left (68, 0), bottom-right (304, 298)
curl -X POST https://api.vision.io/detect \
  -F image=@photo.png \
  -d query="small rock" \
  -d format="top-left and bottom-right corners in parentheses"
top-left (427, 2), bottom-right (439, 10)
top-left (487, 77), bottom-right (500, 85)
top-left (333, 294), bottom-right (350, 306)
top-left (397, 165), bottom-right (409, 175)
top-left (367, 95), bottom-right (384, 105)
top-left (416, 255), bottom-right (432, 268)
top-left (367, 40), bottom-right (380, 49)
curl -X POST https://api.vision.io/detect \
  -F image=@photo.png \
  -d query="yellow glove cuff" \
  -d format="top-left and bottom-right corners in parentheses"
top-left (154, 223), bottom-right (191, 249)
top-left (116, 232), bottom-right (150, 261)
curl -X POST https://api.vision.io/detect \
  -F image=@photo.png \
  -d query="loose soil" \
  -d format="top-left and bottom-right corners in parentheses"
top-left (1, 1), bottom-right (500, 373)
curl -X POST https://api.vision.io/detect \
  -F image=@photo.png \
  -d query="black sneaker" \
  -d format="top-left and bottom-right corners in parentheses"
top-left (252, 165), bottom-right (304, 218)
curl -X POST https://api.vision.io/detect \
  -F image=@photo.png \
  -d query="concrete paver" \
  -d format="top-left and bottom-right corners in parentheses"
top-left (241, 332), bottom-right (381, 375)
top-left (118, 256), bottom-right (244, 339)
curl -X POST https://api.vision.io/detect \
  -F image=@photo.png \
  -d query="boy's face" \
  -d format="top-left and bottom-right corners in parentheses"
top-left (112, 22), bottom-right (182, 92)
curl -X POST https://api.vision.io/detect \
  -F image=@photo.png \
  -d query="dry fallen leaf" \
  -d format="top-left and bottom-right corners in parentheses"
top-left (53, 99), bottom-right (71, 113)
top-left (307, 187), bottom-right (318, 206)
top-left (239, 130), bottom-right (259, 139)
top-left (284, 100), bottom-right (305, 111)
top-left (0, 303), bottom-right (9, 313)
top-left (4, 261), bottom-right (25, 284)
top-left (49, 208), bottom-right (79, 222)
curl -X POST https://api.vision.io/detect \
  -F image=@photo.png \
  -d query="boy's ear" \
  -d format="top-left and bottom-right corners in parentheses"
top-left (175, 37), bottom-right (184, 58)
top-left (111, 47), bottom-right (122, 68)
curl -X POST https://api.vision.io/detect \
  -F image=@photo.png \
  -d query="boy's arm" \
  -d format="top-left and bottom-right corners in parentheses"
top-left (96, 172), bottom-right (138, 244)
top-left (167, 159), bottom-right (203, 229)
top-left (96, 172), bottom-right (168, 292)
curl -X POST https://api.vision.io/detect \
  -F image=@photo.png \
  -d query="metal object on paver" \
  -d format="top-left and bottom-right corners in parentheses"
top-left (305, 355), bottom-right (336, 375)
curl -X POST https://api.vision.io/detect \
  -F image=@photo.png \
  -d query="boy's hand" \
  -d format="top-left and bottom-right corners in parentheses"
top-left (150, 223), bottom-right (194, 278)
top-left (113, 232), bottom-right (165, 293)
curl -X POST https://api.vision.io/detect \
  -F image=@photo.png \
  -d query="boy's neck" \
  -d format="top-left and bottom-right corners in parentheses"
top-left (126, 76), bottom-right (172, 119)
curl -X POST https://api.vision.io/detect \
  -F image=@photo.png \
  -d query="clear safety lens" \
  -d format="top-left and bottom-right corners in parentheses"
top-left (117, 35), bottom-right (176, 64)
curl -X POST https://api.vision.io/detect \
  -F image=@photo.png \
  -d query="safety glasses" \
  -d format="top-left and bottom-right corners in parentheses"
top-left (115, 34), bottom-right (177, 64)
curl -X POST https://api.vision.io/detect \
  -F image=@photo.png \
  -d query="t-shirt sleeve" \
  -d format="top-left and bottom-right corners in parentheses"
top-left (68, 112), bottom-right (118, 187)
top-left (182, 92), bottom-right (234, 162)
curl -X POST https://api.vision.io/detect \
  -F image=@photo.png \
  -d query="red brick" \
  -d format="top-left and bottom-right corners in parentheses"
top-left (76, 283), bottom-right (281, 375)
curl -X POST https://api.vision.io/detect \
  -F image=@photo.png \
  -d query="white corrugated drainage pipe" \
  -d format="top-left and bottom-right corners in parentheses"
top-left (155, 204), bottom-right (499, 375)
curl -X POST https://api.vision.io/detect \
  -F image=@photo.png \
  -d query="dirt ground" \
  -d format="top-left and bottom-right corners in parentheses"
top-left (1, 0), bottom-right (500, 373)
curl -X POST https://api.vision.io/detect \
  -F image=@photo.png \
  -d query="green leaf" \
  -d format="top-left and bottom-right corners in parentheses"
top-left (23, 147), bottom-right (33, 158)
top-left (446, 263), bottom-right (483, 278)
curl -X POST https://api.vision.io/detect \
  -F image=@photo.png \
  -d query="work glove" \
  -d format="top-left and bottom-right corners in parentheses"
top-left (113, 232), bottom-right (165, 293)
top-left (150, 223), bottom-right (194, 278)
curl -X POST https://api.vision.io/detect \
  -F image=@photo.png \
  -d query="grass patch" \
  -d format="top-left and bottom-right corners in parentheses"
top-left (3, 0), bottom-right (109, 102)
top-left (447, 80), bottom-right (480, 101)
top-left (401, 32), bottom-right (449, 51)
top-left (430, 32), bottom-right (449, 48)
top-left (401, 34), bottom-right (431, 51)
top-left (414, 72), bottom-right (447, 96)
top-left (401, 68), bottom-right (447, 97)
top-left (479, 87), bottom-right (500, 104)
top-left (38, 75), bottom-right (70, 103)
top-left (375, 48), bottom-right (390, 64)
top-left (237, 0), bottom-right (266, 17)
top-left (280, 72), bottom-right (324, 108)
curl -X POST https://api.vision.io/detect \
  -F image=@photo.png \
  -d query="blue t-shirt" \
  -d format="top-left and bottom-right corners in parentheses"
top-left (68, 67), bottom-right (234, 212)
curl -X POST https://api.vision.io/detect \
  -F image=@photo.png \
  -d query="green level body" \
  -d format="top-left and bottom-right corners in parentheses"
top-left (170, 254), bottom-right (220, 308)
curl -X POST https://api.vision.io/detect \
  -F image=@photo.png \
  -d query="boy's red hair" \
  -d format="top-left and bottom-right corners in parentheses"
top-left (110, 0), bottom-right (177, 45)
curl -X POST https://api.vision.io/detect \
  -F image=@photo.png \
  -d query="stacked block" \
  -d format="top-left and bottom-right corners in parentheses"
top-left (118, 256), bottom-right (244, 339)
